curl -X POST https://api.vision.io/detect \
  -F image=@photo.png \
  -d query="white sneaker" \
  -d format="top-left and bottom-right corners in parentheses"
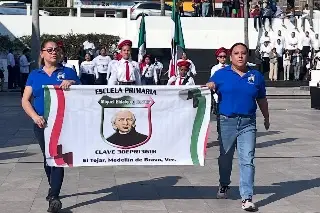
top-left (216, 185), bottom-right (229, 199)
top-left (242, 199), bottom-right (257, 211)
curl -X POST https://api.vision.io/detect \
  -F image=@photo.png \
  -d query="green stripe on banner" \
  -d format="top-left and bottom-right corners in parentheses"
top-left (44, 86), bottom-right (51, 120)
top-left (190, 95), bottom-right (206, 165)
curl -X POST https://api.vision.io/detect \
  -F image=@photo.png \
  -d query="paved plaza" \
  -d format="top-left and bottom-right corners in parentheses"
top-left (0, 93), bottom-right (320, 213)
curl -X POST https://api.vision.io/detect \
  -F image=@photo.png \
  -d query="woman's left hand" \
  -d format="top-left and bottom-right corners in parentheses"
top-left (59, 80), bottom-right (75, 90)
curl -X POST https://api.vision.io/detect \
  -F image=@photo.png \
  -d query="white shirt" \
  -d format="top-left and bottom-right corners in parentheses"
top-left (167, 75), bottom-right (195, 85)
top-left (273, 43), bottom-right (284, 57)
top-left (106, 60), bottom-right (118, 80)
top-left (301, 36), bottom-right (311, 47)
top-left (260, 35), bottom-right (270, 44)
top-left (210, 63), bottom-right (228, 77)
top-left (80, 61), bottom-right (95, 76)
top-left (273, 35), bottom-right (285, 48)
top-left (7, 53), bottom-right (15, 67)
top-left (108, 58), bottom-right (141, 85)
top-left (260, 44), bottom-right (272, 57)
top-left (141, 64), bottom-right (158, 84)
top-left (83, 40), bottom-right (95, 50)
top-left (177, 59), bottom-right (197, 76)
top-left (301, 9), bottom-right (310, 18)
top-left (93, 55), bottom-right (112, 75)
top-left (19, 55), bottom-right (30, 74)
top-left (286, 36), bottom-right (298, 50)
top-left (312, 38), bottom-right (320, 51)
top-left (153, 61), bottom-right (163, 75)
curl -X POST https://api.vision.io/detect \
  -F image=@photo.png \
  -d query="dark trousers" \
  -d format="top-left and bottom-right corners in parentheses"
top-left (7, 66), bottom-right (15, 89)
top-left (20, 73), bottom-right (29, 96)
top-left (80, 73), bottom-right (95, 85)
top-left (302, 46), bottom-right (310, 58)
top-left (96, 73), bottom-right (108, 85)
top-left (262, 16), bottom-right (272, 28)
top-left (254, 16), bottom-right (262, 29)
top-left (262, 57), bottom-right (270, 74)
top-left (277, 57), bottom-right (283, 80)
top-left (34, 125), bottom-right (64, 198)
top-left (141, 76), bottom-right (155, 85)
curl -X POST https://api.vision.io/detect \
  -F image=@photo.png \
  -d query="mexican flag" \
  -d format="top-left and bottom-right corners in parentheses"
top-left (138, 14), bottom-right (146, 63)
top-left (169, 0), bottom-right (185, 77)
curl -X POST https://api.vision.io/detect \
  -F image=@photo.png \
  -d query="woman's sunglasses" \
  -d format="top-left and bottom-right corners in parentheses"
top-left (218, 55), bottom-right (227, 58)
top-left (42, 47), bottom-right (60, 54)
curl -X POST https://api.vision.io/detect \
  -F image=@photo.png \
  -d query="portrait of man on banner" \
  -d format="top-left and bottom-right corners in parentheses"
top-left (106, 109), bottom-right (149, 148)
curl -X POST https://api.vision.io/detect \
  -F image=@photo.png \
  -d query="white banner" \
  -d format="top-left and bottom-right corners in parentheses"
top-left (44, 85), bottom-right (211, 167)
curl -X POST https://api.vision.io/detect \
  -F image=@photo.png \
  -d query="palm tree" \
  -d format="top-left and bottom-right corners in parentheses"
top-left (31, 0), bottom-right (40, 70)
top-left (160, 0), bottom-right (165, 16)
top-left (244, 0), bottom-right (249, 47)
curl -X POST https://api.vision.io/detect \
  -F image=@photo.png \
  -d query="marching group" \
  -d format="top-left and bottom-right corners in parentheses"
top-left (19, 38), bottom-right (270, 213)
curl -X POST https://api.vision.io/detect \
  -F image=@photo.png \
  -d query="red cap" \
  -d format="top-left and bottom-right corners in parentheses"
top-left (177, 60), bottom-right (191, 68)
top-left (118, 39), bottom-right (132, 49)
top-left (215, 47), bottom-right (228, 57)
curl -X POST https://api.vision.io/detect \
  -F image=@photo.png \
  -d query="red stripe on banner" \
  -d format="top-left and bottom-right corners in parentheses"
top-left (170, 59), bottom-right (175, 77)
top-left (49, 86), bottom-right (66, 165)
top-left (203, 124), bottom-right (210, 156)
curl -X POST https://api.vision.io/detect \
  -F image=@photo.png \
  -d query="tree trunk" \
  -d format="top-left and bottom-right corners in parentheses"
top-left (31, 0), bottom-right (40, 70)
top-left (160, 0), bottom-right (165, 16)
top-left (243, 0), bottom-right (249, 47)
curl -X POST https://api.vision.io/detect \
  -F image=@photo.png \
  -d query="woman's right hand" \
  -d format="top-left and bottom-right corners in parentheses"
top-left (32, 115), bottom-right (46, 128)
top-left (206, 82), bottom-right (215, 90)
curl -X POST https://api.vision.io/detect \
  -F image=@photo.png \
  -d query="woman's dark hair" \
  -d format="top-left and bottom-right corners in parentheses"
top-left (39, 40), bottom-right (56, 67)
top-left (229, 43), bottom-right (249, 54)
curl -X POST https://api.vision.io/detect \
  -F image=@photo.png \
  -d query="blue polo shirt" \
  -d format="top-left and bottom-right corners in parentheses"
top-left (208, 66), bottom-right (266, 116)
top-left (26, 65), bottom-right (81, 116)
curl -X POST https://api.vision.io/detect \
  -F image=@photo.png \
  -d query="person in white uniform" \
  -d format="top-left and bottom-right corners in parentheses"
top-left (93, 47), bottom-right (112, 85)
top-left (210, 47), bottom-right (229, 115)
top-left (19, 48), bottom-right (33, 96)
top-left (108, 39), bottom-right (141, 85)
top-left (177, 52), bottom-right (197, 76)
top-left (107, 52), bottom-right (121, 80)
top-left (79, 53), bottom-right (96, 85)
top-left (167, 60), bottom-right (195, 85)
top-left (211, 47), bottom-right (229, 77)
top-left (153, 57), bottom-right (163, 84)
top-left (140, 55), bottom-right (158, 85)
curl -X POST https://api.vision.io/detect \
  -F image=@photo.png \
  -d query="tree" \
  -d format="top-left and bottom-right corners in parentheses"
top-left (39, 0), bottom-right (68, 16)
top-left (243, 0), bottom-right (249, 47)
top-left (160, 0), bottom-right (165, 16)
top-left (31, 0), bottom-right (40, 70)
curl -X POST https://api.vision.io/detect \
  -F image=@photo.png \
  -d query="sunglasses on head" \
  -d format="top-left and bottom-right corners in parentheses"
top-left (42, 47), bottom-right (60, 53)
top-left (218, 55), bottom-right (227, 58)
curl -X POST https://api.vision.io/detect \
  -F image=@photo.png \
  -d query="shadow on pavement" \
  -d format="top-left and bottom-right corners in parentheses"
top-left (60, 176), bottom-right (320, 211)
top-left (0, 150), bottom-right (36, 160)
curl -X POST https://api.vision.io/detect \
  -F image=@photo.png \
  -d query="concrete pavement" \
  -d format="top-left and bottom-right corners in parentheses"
top-left (0, 93), bottom-right (320, 213)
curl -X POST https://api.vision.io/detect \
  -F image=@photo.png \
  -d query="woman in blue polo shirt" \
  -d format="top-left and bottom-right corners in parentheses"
top-left (21, 40), bottom-right (80, 213)
top-left (207, 43), bottom-right (270, 211)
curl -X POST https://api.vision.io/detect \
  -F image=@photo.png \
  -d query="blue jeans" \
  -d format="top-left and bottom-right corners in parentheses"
top-left (218, 115), bottom-right (256, 200)
top-left (202, 2), bottom-right (210, 17)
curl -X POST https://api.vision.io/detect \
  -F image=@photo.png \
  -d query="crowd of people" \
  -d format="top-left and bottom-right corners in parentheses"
top-left (256, 30), bottom-right (320, 81)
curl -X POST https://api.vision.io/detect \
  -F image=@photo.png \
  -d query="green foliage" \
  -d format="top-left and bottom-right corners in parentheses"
top-left (39, 0), bottom-right (69, 16)
top-left (0, 33), bottom-right (120, 59)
